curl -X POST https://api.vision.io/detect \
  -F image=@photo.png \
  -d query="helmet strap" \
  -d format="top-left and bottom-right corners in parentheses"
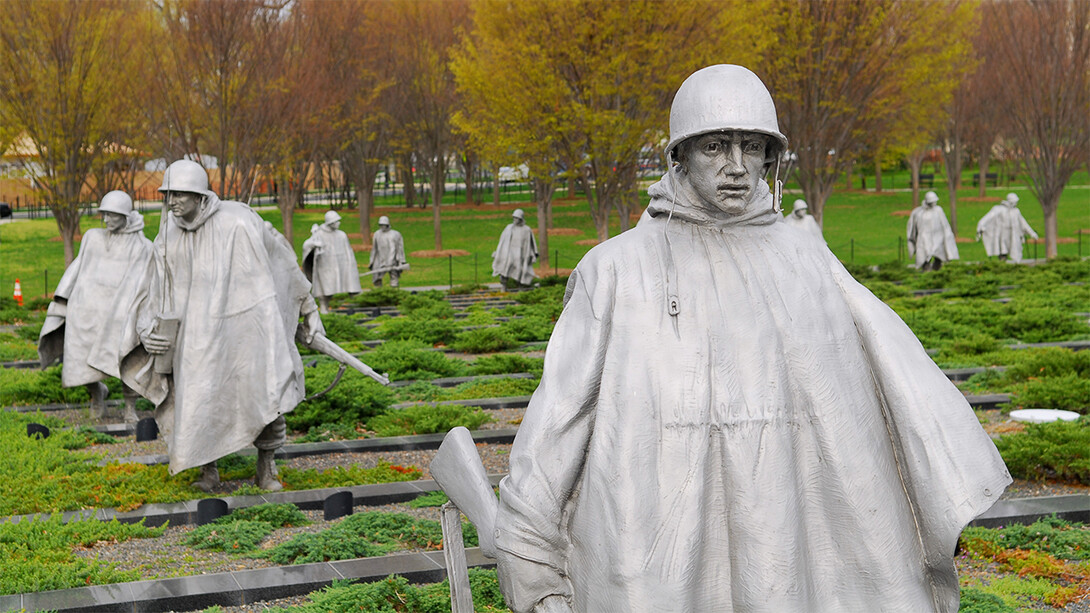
top-left (772, 156), bottom-right (783, 214)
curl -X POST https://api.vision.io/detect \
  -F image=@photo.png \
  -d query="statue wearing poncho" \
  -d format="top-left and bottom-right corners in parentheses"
top-left (39, 191), bottom-right (152, 423)
top-left (492, 209), bottom-right (538, 288)
top-left (122, 161), bottom-right (322, 491)
top-left (303, 210), bottom-right (362, 313)
top-left (493, 65), bottom-right (1009, 613)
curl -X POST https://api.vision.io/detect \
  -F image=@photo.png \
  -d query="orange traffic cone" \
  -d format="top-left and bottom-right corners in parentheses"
top-left (13, 278), bottom-right (23, 306)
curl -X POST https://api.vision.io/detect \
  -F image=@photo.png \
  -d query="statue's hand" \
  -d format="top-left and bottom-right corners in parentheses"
top-left (533, 596), bottom-right (574, 613)
top-left (301, 309), bottom-right (323, 344)
top-left (143, 332), bottom-right (172, 355)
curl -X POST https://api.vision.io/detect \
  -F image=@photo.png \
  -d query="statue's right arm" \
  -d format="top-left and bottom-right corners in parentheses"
top-left (494, 266), bottom-right (611, 612)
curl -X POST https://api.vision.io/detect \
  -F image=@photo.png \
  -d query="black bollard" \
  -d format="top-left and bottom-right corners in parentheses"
top-left (26, 423), bottom-right (50, 439)
top-left (324, 491), bottom-right (354, 521)
top-left (371, 307), bottom-right (382, 317)
top-left (196, 498), bottom-right (229, 525)
top-left (135, 417), bottom-right (159, 442)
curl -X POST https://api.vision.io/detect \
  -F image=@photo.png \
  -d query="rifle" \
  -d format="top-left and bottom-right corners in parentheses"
top-left (295, 328), bottom-right (390, 386)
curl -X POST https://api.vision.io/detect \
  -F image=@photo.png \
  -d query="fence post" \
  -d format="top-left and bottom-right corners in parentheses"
top-left (474, 252), bottom-right (478, 287)
top-left (898, 236), bottom-right (903, 263)
top-left (44, 270), bottom-right (48, 298)
top-left (554, 249), bottom-right (558, 276)
top-left (850, 238), bottom-right (855, 264)
top-left (449, 254), bottom-right (453, 290)
top-left (1079, 230), bottom-right (1082, 258)
top-left (1034, 239), bottom-right (1038, 262)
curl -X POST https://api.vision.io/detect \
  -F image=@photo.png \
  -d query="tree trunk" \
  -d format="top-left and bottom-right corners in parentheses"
top-left (399, 155), bottom-right (416, 208)
top-left (1041, 193), bottom-right (1060, 259)
top-left (567, 175), bottom-right (575, 198)
top-left (356, 163), bottom-right (379, 249)
top-left (977, 148), bottom-right (991, 198)
top-left (874, 155), bottom-right (883, 192)
top-left (844, 161), bottom-right (854, 191)
top-left (491, 164), bottom-right (501, 206)
top-left (56, 209), bottom-right (80, 267)
top-left (942, 141), bottom-right (963, 234)
top-left (459, 153), bottom-right (476, 204)
top-left (533, 177), bottom-right (554, 272)
top-left (907, 151), bottom-right (925, 207)
top-left (432, 160), bottom-right (445, 251)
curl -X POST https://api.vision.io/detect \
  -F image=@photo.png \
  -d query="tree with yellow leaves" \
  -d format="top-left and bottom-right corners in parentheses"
top-left (454, 0), bottom-right (761, 243)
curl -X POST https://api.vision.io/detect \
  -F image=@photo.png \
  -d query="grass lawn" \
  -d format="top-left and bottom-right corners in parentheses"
top-left (1, 171), bottom-right (1087, 295)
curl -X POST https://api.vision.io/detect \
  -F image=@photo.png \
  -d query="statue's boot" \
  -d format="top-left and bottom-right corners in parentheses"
top-left (256, 449), bottom-right (283, 491)
top-left (87, 382), bottom-right (109, 419)
top-left (318, 296), bottom-right (330, 314)
top-left (191, 462), bottom-right (220, 492)
top-left (122, 386), bottom-right (139, 425)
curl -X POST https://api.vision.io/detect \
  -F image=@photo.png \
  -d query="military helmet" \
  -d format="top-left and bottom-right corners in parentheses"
top-left (924, 191), bottom-right (939, 205)
top-left (99, 190), bottom-right (133, 215)
top-left (666, 64), bottom-right (788, 162)
top-left (158, 160), bottom-right (212, 197)
top-left (1006, 192), bottom-right (1019, 205)
top-left (324, 210), bottom-right (342, 225)
top-left (378, 215), bottom-right (391, 226)
top-left (792, 199), bottom-right (808, 212)
top-left (512, 208), bottom-right (525, 220)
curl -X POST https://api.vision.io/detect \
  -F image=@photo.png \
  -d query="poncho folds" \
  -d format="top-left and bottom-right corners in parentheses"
top-left (907, 204), bottom-right (959, 267)
top-left (977, 203), bottom-right (1037, 262)
top-left (122, 196), bottom-right (315, 474)
top-left (492, 223), bottom-right (538, 285)
top-left (39, 213), bottom-right (153, 386)
top-left (494, 174), bottom-right (1010, 613)
top-left (302, 223), bottom-right (362, 297)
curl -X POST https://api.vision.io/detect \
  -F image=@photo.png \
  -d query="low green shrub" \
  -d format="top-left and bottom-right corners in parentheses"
top-left (363, 340), bottom-right (470, 380)
top-left (995, 418), bottom-right (1090, 484)
top-left (295, 421), bottom-right (366, 443)
top-left (13, 322), bottom-right (42, 342)
top-left (444, 377), bottom-right (538, 400)
top-left (186, 519), bottom-right (275, 552)
top-left (394, 381), bottom-right (446, 403)
top-left (271, 569), bottom-right (510, 613)
top-left (0, 514), bottom-right (164, 595)
top-left (280, 461), bottom-right (421, 490)
top-left (378, 317), bottom-right (461, 345)
top-left (406, 491), bottom-right (449, 508)
top-left (860, 280), bottom-right (911, 301)
top-left (470, 354), bottom-right (544, 376)
top-left (229, 502), bottom-right (310, 527)
top-left (962, 516), bottom-right (1090, 561)
top-left (450, 327), bottom-right (520, 353)
top-left (499, 315), bottom-right (554, 342)
top-left (186, 503), bottom-right (309, 552)
top-left (1002, 347), bottom-right (1090, 381)
top-left (513, 285), bottom-right (565, 306)
top-left (263, 511), bottom-right (477, 565)
top-left (366, 404), bottom-right (492, 437)
top-left (320, 313), bottom-right (374, 343)
top-left (1013, 373), bottom-right (1090, 412)
top-left (0, 365), bottom-right (93, 406)
top-left (958, 588), bottom-right (1017, 613)
top-left (290, 362), bottom-right (395, 431)
top-left (0, 331), bottom-right (38, 361)
top-left (346, 287), bottom-right (406, 307)
top-left (399, 292), bottom-right (454, 319)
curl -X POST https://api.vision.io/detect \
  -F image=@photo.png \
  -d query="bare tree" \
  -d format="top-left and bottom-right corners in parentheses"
top-left (763, 0), bottom-right (977, 227)
top-left (154, 0), bottom-right (288, 202)
top-left (990, 0), bottom-right (1089, 258)
top-left (0, 1), bottom-right (145, 264)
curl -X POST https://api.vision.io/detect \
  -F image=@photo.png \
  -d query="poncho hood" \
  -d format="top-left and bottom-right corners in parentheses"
top-left (171, 193), bottom-right (222, 231)
top-left (645, 171), bottom-right (780, 229)
top-left (119, 211), bottom-right (145, 234)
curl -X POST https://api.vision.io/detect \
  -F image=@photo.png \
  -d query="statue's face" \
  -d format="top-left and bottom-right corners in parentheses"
top-left (683, 131), bottom-right (768, 216)
top-left (513, 216), bottom-right (524, 226)
top-left (103, 211), bottom-right (127, 232)
top-left (379, 223), bottom-right (390, 231)
top-left (329, 220), bottom-right (341, 231)
top-left (793, 208), bottom-right (806, 219)
top-left (166, 191), bottom-right (202, 222)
